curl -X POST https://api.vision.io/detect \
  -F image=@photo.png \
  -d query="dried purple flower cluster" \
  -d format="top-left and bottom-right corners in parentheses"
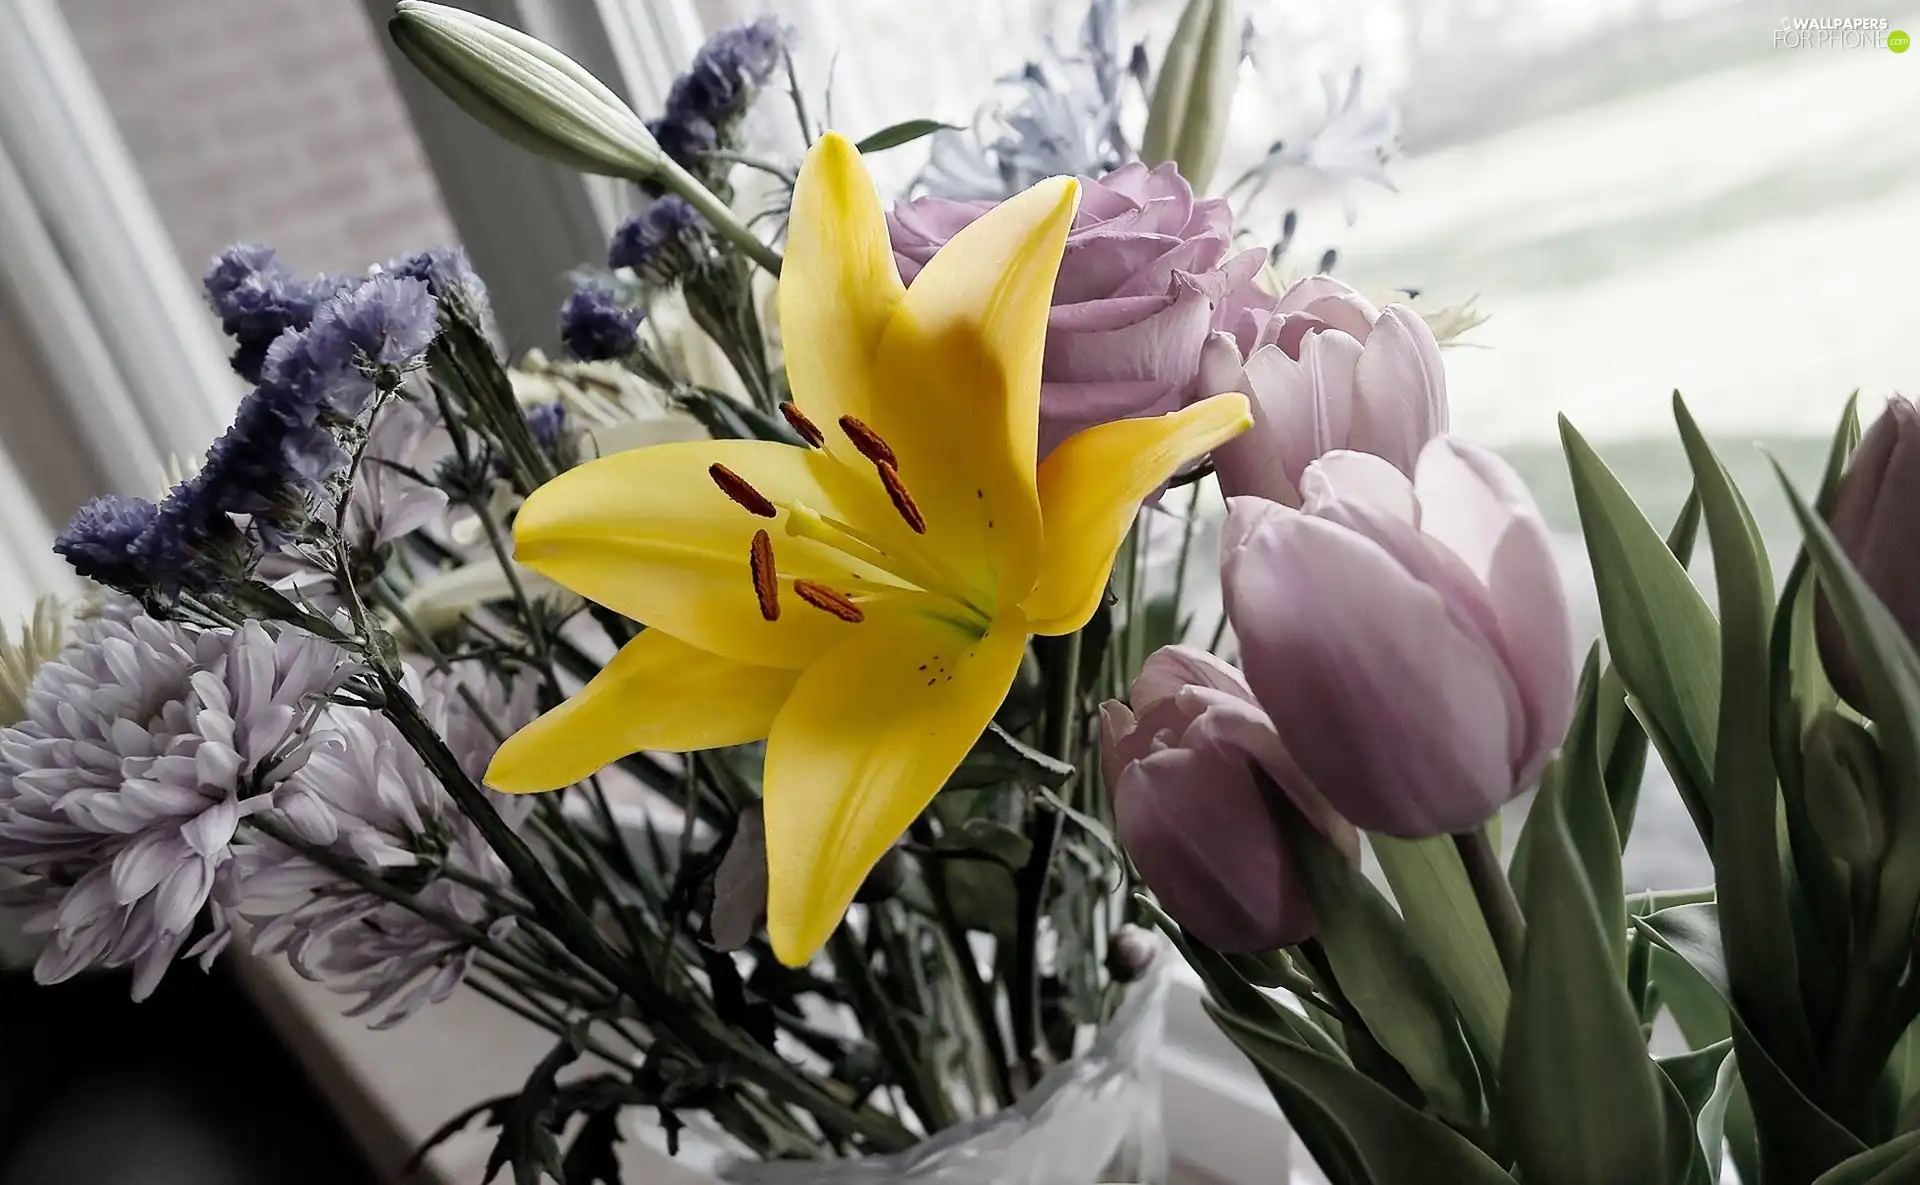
top-left (558, 280), bottom-right (642, 361)
top-left (608, 197), bottom-right (707, 288)
top-left (55, 252), bottom-right (444, 601)
top-left (646, 17), bottom-right (788, 173)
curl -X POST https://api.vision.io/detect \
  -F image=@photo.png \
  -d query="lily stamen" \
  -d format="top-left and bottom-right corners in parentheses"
top-left (876, 461), bottom-right (927, 534)
top-left (793, 580), bottom-right (865, 623)
top-left (750, 529), bottom-right (780, 620)
top-left (780, 402), bottom-right (825, 448)
top-left (711, 464), bottom-right (777, 518)
top-left (838, 415), bottom-right (898, 468)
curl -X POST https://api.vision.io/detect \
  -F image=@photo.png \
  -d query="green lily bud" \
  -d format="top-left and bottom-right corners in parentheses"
top-left (388, 1), bottom-right (784, 276)
top-left (1803, 709), bottom-right (1887, 868)
top-left (1140, 0), bottom-right (1241, 193)
top-left (389, 0), bottom-right (662, 179)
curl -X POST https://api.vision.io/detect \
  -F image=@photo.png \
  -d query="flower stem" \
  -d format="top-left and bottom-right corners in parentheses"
top-left (649, 157), bottom-right (784, 278)
top-left (1012, 629), bottom-right (1085, 1087)
top-left (1453, 826), bottom-right (1526, 978)
top-left (913, 816), bottom-right (1016, 1109)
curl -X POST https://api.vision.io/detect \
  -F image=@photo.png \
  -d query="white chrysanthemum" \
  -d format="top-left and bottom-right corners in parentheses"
top-left (237, 663), bottom-right (535, 1027)
top-left (0, 617), bottom-right (355, 999)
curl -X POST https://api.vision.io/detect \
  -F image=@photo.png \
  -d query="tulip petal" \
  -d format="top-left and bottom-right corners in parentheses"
top-left (779, 133), bottom-right (906, 439)
top-left (1300, 450), bottom-right (1417, 524)
top-left (1023, 393), bottom-right (1253, 634)
top-left (1223, 504), bottom-right (1518, 837)
top-left (486, 631), bottom-right (798, 793)
top-left (1351, 306), bottom-right (1447, 472)
top-left (872, 176), bottom-right (1081, 605)
top-left (763, 608), bottom-right (1029, 964)
top-left (1414, 439), bottom-right (1575, 779)
top-left (1113, 742), bottom-right (1314, 954)
top-left (512, 439), bottom-right (909, 668)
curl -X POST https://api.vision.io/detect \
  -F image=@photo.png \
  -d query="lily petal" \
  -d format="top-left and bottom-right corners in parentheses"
top-left (487, 631), bottom-right (797, 793)
top-left (1022, 393), bottom-right (1252, 634)
top-left (764, 608), bottom-right (1029, 964)
top-left (512, 439), bottom-right (906, 667)
top-left (779, 132), bottom-right (906, 439)
top-left (871, 176), bottom-right (1081, 606)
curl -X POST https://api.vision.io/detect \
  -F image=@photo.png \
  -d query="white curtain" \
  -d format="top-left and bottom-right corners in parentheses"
top-left (0, 0), bottom-right (237, 621)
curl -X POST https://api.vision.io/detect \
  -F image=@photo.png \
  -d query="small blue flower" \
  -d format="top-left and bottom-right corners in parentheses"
top-left (646, 114), bottom-right (719, 171)
top-left (53, 495), bottom-right (161, 590)
top-left (668, 17), bottom-right (787, 125)
top-left (526, 401), bottom-right (570, 456)
top-left (309, 274), bottom-right (439, 373)
top-left (385, 246), bottom-right (491, 318)
top-left (202, 245), bottom-right (349, 383)
top-left (608, 198), bottom-right (706, 286)
top-left (558, 281), bottom-right (642, 361)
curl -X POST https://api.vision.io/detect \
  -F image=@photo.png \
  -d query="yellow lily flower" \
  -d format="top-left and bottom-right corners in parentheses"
top-left (485, 132), bottom-right (1252, 965)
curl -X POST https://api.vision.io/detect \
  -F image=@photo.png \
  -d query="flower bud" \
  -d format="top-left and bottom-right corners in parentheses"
top-left (1140, 0), bottom-right (1241, 192)
top-left (1816, 396), bottom-right (1920, 713)
top-left (389, 1), bottom-right (663, 179)
top-left (1802, 709), bottom-right (1887, 868)
top-left (1223, 443), bottom-right (1575, 837)
top-left (1105, 924), bottom-right (1161, 983)
top-left (1103, 647), bottom-right (1354, 954)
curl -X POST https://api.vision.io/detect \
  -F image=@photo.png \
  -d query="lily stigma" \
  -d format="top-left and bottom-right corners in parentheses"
top-left (486, 132), bottom-right (1251, 965)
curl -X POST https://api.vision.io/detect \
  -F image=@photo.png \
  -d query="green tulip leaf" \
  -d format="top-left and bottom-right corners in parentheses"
top-left (1775, 463), bottom-right (1920, 967)
top-left (1648, 941), bottom-right (1761, 1184)
top-left (1674, 395), bottom-right (1817, 1083)
top-left (1811, 1129), bottom-right (1920, 1185)
top-left (1638, 904), bottom-right (1866, 1179)
top-left (1657, 1038), bottom-right (1736, 1185)
top-left (1278, 804), bottom-right (1489, 1130)
top-left (1502, 723), bottom-right (1670, 1185)
top-left (1209, 1004), bottom-right (1514, 1185)
top-left (1599, 490), bottom-right (1702, 840)
top-left (1371, 834), bottom-right (1509, 1062)
top-left (1561, 416), bottom-right (1721, 844)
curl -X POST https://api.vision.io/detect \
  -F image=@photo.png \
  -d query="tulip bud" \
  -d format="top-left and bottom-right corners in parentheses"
top-left (1103, 647), bottom-right (1354, 954)
top-left (1816, 397), bottom-right (1920, 713)
top-left (1140, 0), bottom-right (1241, 193)
top-left (390, 1), bottom-right (662, 178)
top-left (1802, 709), bottom-right (1887, 868)
top-left (1223, 443), bottom-right (1575, 838)
top-left (1105, 924), bottom-right (1161, 983)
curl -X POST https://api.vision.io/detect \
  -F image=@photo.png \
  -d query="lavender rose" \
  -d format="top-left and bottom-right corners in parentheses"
top-left (889, 162), bottom-right (1264, 458)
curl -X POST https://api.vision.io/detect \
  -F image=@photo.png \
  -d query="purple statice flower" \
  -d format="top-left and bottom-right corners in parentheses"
top-left (671, 17), bottom-right (786, 122)
top-left (525, 400), bottom-right (569, 456)
top-left (558, 280), bottom-right (642, 361)
top-left (307, 274), bottom-right (439, 375)
top-left (54, 496), bottom-right (161, 592)
top-left (384, 246), bottom-right (490, 319)
top-left (608, 198), bottom-right (707, 287)
top-left (202, 244), bottom-right (350, 383)
top-left (648, 17), bottom-right (788, 170)
top-left (0, 617), bottom-right (357, 1000)
top-left (237, 664), bottom-right (534, 1027)
top-left (645, 114), bottom-right (719, 171)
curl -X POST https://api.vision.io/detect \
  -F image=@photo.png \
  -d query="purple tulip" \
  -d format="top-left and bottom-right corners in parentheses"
top-left (889, 162), bottom-right (1266, 458)
top-left (1102, 645), bottom-right (1357, 953)
top-left (1222, 442), bottom-right (1575, 838)
top-left (1817, 396), bottom-right (1920, 711)
top-left (1194, 275), bottom-right (1447, 507)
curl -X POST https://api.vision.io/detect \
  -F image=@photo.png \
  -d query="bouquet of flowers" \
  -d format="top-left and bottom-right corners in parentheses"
top-left (0, 1), bottom-right (1416, 1182)
top-left (19, 0), bottom-right (1917, 1183)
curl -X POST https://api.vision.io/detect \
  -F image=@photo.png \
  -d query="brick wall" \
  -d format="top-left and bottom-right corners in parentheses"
top-left (59, 0), bottom-right (456, 281)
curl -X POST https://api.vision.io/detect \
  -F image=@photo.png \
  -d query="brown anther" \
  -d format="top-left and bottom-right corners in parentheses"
top-left (876, 461), bottom-right (927, 534)
top-left (794, 580), bottom-right (865, 623)
top-left (710, 464), bottom-right (776, 518)
top-left (838, 415), bottom-right (898, 468)
top-left (749, 529), bottom-right (780, 621)
top-left (780, 402), bottom-right (825, 448)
